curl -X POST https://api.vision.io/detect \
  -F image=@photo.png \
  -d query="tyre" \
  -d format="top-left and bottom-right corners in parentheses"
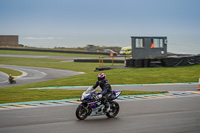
top-left (76, 104), bottom-right (89, 120)
top-left (106, 101), bottom-right (120, 118)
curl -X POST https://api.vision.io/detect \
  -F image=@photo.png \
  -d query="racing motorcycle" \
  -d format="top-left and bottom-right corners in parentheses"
top-left (8, 76), bottom-right (16, 84)
top-left (76, 87), bottom-right (122, 120)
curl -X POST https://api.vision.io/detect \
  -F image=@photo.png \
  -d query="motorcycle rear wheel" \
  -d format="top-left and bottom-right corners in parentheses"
top-left (76, 104), bottom-right (89, 120)
top-left (106, 101), bottom-right (120, 118)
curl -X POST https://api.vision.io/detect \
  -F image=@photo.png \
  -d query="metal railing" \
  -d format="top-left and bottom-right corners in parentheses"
top-left (99, 54), bottom-right (131, 67)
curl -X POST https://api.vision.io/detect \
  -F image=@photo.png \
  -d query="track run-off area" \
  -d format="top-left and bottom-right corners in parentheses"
top-left (0, 56), bottom-right (200, 133)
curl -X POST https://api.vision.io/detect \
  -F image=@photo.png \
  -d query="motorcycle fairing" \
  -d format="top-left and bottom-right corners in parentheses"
top-left (88, 101), bottom-right (98, 109)
top-left (112, 91), bottom-right (122, 99)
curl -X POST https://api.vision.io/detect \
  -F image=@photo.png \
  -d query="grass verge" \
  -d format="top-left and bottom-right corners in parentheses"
top-left (0, 52), bottom-right (199, 104)
top-left (0, 64), bottom-right (199, 104)
top-left (0, 88), bottom-right (167, 104)
top-left (0, 57), bottom-right (122, 73)
top-left (0, 68), bottom-right (22, 76)
top-left (5, 64), bottom-right (198, 88)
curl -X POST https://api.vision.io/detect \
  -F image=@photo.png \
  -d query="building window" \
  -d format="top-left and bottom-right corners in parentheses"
top-left (135, 38), bottom-right (144, 48)
top-left (159, 39), bottom-right (163, 47)
top-left (151, 39), bottom-right (163, 48)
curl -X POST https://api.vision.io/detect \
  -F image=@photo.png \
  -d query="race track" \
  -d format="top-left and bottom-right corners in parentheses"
top-left (0, 65), bottom-right (83, 88)
top-left (0, 56), bottom-right (200, 133)
top-left (0, 95), bottom-right (200, 133)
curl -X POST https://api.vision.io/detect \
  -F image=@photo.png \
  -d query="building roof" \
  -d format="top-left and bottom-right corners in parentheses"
top-left (0, 35), bottom-right (18, 37)
top-left (131, 36), bottom-right (167, 39)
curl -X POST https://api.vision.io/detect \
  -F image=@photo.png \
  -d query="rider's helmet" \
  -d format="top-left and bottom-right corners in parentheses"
top-left (98, 73), bottom-right (106, 82)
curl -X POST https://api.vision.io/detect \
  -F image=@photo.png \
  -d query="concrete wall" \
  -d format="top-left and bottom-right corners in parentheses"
top-left (0, 35), bottom-right (18, 47)
top-left (131, 36), bottom-right (167, 59)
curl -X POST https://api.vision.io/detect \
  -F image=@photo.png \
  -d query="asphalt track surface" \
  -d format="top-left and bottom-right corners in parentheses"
top-left (0, 95), bottom-right (200, 133)
top-left (0, 65), bottom-right (82, 88)
top-left (0, 81), bottom-right (199, 133)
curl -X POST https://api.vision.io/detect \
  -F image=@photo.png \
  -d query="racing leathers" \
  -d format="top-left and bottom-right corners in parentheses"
top-left (92, 79), bottom-right (113, 112)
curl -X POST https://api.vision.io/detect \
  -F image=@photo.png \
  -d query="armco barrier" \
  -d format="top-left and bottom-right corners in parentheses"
top-left (0, 47), bottom-right (117, 56)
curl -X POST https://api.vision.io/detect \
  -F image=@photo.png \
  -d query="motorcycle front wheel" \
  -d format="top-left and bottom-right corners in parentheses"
top-left (106, 101), bottom-right (120, 118)
top-left (76, 104), bottom-right (89, 120)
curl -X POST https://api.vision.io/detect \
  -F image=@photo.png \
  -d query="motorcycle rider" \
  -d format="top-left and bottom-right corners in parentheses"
top-left (91, 73), bottom-right (113, 112)
top-left (8, 74), bottom-right (15, 84)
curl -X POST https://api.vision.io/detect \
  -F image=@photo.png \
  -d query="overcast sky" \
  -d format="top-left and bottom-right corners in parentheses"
top-left (0, 0), bottom-right (200, 54)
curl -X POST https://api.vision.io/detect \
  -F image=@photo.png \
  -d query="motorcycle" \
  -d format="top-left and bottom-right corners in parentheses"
top-left (8, 76), bottom-right (16, 84)
top-left (76, 87), bottom-right (122, 120)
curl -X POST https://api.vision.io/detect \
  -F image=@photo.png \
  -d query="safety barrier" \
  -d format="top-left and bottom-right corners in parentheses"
top-left (126, 55), bottom-right (200, 67)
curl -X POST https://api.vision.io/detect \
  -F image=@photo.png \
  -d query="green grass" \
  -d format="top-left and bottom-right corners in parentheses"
top-left (0, 68), bottom-right (22, 76)
top-left (0, 56), bottom-right (67, 63)
top-left (0, 57), bottom-right (123, 73)
top-left (0, 51), bottom-right (199, 104)
top-left (7, 64), bottom-right (198, 88)
top-left (0, 50), bottom-right (105, 58)
top-left (0, 87), bottom-right (167, 104)
top-left (0, 64), bottom-right (199, 104)
top-left (0, 88), bottom-right (84, 103)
